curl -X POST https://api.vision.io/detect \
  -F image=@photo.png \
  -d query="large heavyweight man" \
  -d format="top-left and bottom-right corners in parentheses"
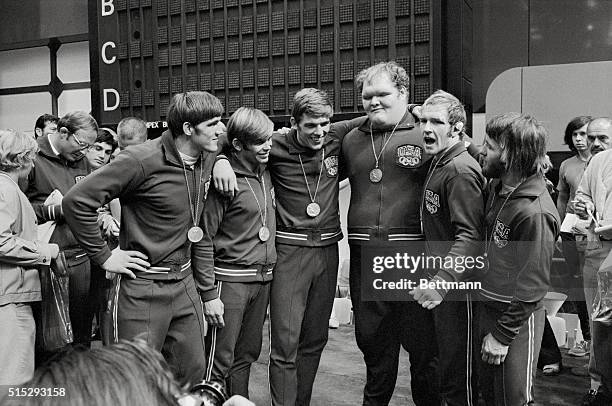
top-left (342, 61), bottom-right (439, 405)
top-left (63, 91), bottom-right (227, 385)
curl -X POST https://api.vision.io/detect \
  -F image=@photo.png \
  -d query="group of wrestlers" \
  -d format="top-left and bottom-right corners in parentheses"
top-left (57, 61), bottom-right (559, 405)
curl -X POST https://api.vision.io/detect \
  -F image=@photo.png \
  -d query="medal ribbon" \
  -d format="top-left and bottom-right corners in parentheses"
top-left (244, 175), bottom-right (267, 228)
top-left (298, 149), bottom-right (325, 205)
top-left (180, 154), bottom-right (204, 230)
top-left (369, 120), bottom-right (401, 170)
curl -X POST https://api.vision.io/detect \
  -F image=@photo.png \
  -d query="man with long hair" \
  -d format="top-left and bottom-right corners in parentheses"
top-left (479, 113), bottom-right (559, 405)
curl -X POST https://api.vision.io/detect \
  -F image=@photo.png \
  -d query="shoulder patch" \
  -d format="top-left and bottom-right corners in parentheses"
top-left (493, 220), bottom-right (510, 248)
top-left (424, 189), bottom-right (440, 214)
top-left (74, 175), bottom-right (86, 184)
top-left (324, 155), bottom-right (339, 177)
top-left (396, 144), bottom-right (423, 168)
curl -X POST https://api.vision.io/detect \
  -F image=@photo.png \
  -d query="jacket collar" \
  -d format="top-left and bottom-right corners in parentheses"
top-left (160, 130), bottom-right (184, 167)
top-left (286, 128), bottom-right (335, 155)
top-left (433, 141), bottom-right (466, 167)
top-left (493, 174), bottom-right (548, 199)
top-left (229, 152), bottom-right (264, 178)
top-left (356, 108), bottom-right (416, 134)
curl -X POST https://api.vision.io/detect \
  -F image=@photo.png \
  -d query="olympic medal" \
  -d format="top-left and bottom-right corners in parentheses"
top-left (369, 168), bottom-right (383, 183)
top-left (306, 202), bottom-right (321, 217)
top-left (258, 226), bottom-right (270, 242)
top-left (188, 226), bottom-right (204, 243)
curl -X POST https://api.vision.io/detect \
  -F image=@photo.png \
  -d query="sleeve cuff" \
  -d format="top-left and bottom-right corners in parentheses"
top-left (200, 288), bottom-right (219, 302)
top-left (492, 322), bottom-right (517, 346)
top-left (37, 242), bottom-right (59, 265)
top-left (91, 246), bottom-right (113, 267)
top-left (430, 274), bottom-right (450, 299)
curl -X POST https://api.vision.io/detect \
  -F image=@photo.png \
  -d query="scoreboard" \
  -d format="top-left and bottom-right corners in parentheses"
top-left (89, 0), bottom-right (470, 126)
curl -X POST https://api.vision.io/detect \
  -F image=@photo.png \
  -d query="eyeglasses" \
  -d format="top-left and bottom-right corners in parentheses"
top-left (71, 132), bottom-right (94, 151)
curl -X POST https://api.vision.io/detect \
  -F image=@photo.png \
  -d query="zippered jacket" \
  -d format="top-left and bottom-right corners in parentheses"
top-left (481, 175), bottom-right (559, 345)
top-left (421, 142), bottom-right (486, 288)
top-left (342, 110), bottom-right (431, 244)
top-left (198, 155), bottom-right (276, 301)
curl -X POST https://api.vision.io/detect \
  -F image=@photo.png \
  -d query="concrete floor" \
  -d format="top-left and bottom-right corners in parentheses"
top-left (247, 321), bottom-right (589, 406)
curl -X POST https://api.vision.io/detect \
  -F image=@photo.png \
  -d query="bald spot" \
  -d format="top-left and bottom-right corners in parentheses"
top-left (587, 117), bottom-right (612, 133)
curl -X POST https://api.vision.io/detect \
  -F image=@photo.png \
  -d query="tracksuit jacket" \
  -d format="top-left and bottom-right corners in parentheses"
top-left (481, 174), bottom-right (560, 345)
top-left (270, 122), bottom-right (354, 247)
top-left (25, 134), bottom-right (91, 249)
top-left (199, 155), bottom-right (276, 301)
top-left (342, 111), bottom-right (431, 243)
top-left (63, 130), bottom-right (216, 292)
top-left (420, 142), bottom-right (486, 291)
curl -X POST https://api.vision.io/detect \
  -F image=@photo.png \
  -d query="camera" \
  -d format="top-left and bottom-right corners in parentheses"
top-left (177, 380), bottom-right (228, 406)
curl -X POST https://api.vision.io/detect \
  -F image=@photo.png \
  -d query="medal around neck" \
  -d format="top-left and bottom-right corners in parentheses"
top-left (188, 226), bottom-right (204, 243)
top-left (369, 168), bottom-right (383, 183)
top-left (258, 226), bottom-right (270, 242)
top-left (306, 202), bottom-right (321, 218)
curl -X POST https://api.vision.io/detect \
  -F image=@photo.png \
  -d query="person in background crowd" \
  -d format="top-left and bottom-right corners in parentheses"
top-left (34, 114), bottom-right (59, 139)
top-left (201, 107), bottom-right (276, 399)
top-left (23, 111), bottom-right (98, 363)
top-left (0, 129), bottom-right (59, 386)
top-left (62, 92), bottom-right (230, 386)
top-left (116, 116), bottom-right (148, 150)
top-left (86, 128), bottom-right (118, 170)
top-left (411, 90), bottom-right (485, 406)
top-left (342, 61), bottom-right (439, 405)
top-left (555, 117), bottom-right (594, 372)
top-left (479, 112), bottom-right (559, 406)
top-left (574, 117), bottom-right (612, 406)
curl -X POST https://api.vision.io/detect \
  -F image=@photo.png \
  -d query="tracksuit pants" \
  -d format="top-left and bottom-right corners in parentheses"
top-left (433, 291), bottom-right (478, 406)
top-left (479, 302), bottom-right (545, 406)
top-left (269, 243), bottom-right (339, 406)
top-left (111, 272), bottom-right (207, 387)
top-left (349, 244), bottom-right (440, 406)
top-left (206, 280), bottom-right (270, 398)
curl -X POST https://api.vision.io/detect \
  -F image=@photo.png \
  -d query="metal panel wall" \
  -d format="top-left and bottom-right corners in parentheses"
top-left (90, 0), bottom-right (435, 125)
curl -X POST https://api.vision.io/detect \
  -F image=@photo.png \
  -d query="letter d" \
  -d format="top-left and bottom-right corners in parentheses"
top-left (103, 89), bottom-right (120, 111)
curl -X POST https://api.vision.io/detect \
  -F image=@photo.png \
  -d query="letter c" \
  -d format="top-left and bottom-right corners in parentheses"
top-left (102, 42), bottom-right (116, 64)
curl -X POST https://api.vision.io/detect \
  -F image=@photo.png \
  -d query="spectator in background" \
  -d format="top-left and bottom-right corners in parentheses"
top-left (117, 117), bottom-right (148, 150)
top-left (556, 117), bottom-right (593, 362)
top-left (86, 128), bottom-right (118, 170)
top-left (23, 111), bottom-right (98, 363)
top-left (0, 129), bottom-right (59, 385)
top-left (34, 114), bottom-right (59, 139)
top-left (574, 117), bottom-right (612, 406)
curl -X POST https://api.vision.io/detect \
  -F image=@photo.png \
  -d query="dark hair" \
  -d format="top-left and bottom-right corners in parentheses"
top-left (291, 88), bottom-right (333, 123)
top-left (563, 116), bottom-right (592, 152)
top-left (96, 128), bottom-right (118, 151)
top-left (117, 117), bottom-right (147, 148)
top-left (355, 61), bottom-right (410, 94)
top-left (19, 340), bottom-right (180, 406)
top-left (227, 107), bottom-right (273, 148)
top-left (167, 91), bottom-right (224, 137)
top-left (34, 113), bottom-right (59, 132)
top-left (486, 112), bottom-right (549, 178)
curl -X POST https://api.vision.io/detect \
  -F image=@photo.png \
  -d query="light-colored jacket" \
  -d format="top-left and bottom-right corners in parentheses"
top-left (576, 149), bottom-right (612, 240)
top-left (0, 175), bottom-right (56, 305)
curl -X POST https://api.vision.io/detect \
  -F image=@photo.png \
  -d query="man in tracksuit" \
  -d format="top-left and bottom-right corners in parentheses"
top-left (342, 61), bottom-right (439, 405)
top-left (410, 90), bottom-right (485, 406)
top-left (63, 91), bottom-right (226, 386)
top-left (200, 107), bottom-right (276, 399)
top-left (24, 111), bottom-right (98, 357)
top-left (479, 112), bottom-right (559, 405)
top-left (267, 89), bottom-right (364, 406)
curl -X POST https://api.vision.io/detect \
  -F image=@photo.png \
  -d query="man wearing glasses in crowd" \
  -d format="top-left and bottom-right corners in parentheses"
top-left (24, 110), bottom-right (99, 362)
